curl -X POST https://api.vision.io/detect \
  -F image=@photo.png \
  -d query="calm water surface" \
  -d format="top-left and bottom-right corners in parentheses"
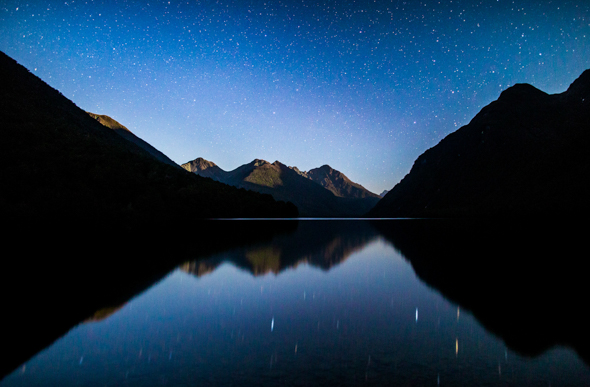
top-left (2, 221), bottom-right (589, 386)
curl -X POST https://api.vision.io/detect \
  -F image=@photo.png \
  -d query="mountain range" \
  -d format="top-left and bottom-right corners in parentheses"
top-left (369, 69), bottom-right (590, 218)
top-left (182, 157), bottom-right (381, 217)
top-left (2, 47), bottom-right (588, 221)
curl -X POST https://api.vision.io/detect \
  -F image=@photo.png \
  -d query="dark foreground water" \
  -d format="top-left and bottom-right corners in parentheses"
top-left (2, 220), bottom-right (589, 386)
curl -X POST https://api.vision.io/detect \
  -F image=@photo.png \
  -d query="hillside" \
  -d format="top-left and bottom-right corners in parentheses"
top-left (368, 70), bottom-right (590, 218)
top-left (0, 51), bottom-right (298, 227)
top-left (182, 157), bottom-right (226, 181)
top-left (306, 164), bottom-right (381, 200)
top-left (87, 112), bottom-right (179, 168)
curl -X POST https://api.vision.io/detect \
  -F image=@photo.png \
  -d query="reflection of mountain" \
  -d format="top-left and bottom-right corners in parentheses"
top-left (1, 220), bottom-right (297, 381)
top-left (84, 305), bottom-right (125, 323)
top-left (373, 219), bottom-right (590, 366)
top-left (181, 220), bottom-right (380, 277)
top-left (181, 260), bottom-right (222, 278)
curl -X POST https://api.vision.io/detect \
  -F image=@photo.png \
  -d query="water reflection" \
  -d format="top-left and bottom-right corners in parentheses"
top-left (0, 220), bottom-right (298, 380)
top-left (373, 219), bottom-right (590, 364)
top-left (181, 220), bottom-right (379, 278)
top-left (2, 220), bottom-right (589, 386)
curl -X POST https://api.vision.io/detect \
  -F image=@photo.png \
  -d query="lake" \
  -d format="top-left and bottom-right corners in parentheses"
top-left (2, 220), bottom-right (589, 386)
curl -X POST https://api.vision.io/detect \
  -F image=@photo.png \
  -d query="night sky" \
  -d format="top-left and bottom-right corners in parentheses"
top-left (1, 1), bottom-right (588, 194)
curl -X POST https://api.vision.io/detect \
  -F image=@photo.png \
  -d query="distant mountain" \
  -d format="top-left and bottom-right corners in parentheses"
top-left (306, 165), bottom-right (381, 200)
top-left (368, 70), bottom-right (590, 218)
top-left (379, 190), bottom-right (389, 198)
top-left (182, 158), bottom-right (381, 217)
top-left (87, 112), bottom-right (178, 168)
top-left (182, 157), bottom-right (226, 181)
top-left (0, 51), bottom-right (297, 226)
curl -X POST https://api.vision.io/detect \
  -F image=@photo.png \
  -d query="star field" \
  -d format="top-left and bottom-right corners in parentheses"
top-left (1, 0), bottom-right (589, 193)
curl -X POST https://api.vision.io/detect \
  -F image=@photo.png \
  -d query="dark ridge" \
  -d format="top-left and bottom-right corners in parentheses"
top-left (87, 112), bottom-right (179, 168)
top-left (368, 70), bottom-right (590, 218)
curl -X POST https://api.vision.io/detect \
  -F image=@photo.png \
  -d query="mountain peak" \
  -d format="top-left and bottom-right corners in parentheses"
top-left (181, 157), bottom-right (221, 176)
top-left (307, 165), bottom-right (379, 199)
top-left (316, 164), bottom-right (335, 173)
top-left (251, 159), bottom-right (270, 167)
top-left (194, 157), bottom-right (218, 168)
top-left (272, 160), bottom-right (289, 168)
top-left (498, 83), bottom-right (548, 103)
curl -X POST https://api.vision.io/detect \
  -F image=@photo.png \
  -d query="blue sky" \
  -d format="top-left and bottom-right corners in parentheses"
top-left (1, 0), bottom-right (589, 194)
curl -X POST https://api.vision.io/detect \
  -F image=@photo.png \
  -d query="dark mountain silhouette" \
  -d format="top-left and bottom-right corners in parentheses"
top-left (182, 157), bottom-right (380, 217)
top-left (87, 112), bottom-right (179, 168)
top-left (368, 70), bottom-right (590, 217)
top-left (0, 51), bottom-right (297, 227)
top-left (379, 190), bottom-right (389, 198)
